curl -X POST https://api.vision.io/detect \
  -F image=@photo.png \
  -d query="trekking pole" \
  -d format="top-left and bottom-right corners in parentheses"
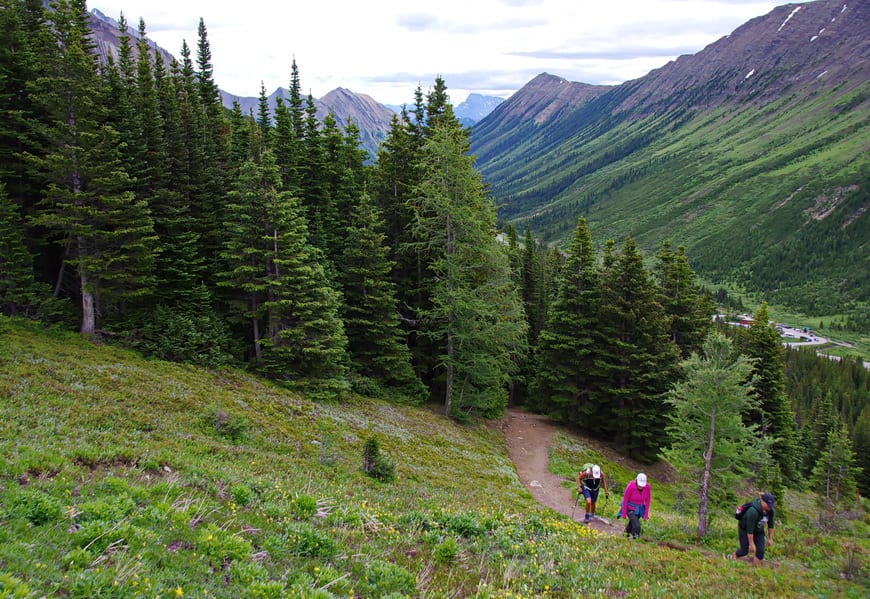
top-left (570, 491), bottom-right (580, 519)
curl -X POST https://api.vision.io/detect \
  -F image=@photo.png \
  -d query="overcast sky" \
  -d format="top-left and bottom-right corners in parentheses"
top-left (91, 0), bottom-right (800, 106)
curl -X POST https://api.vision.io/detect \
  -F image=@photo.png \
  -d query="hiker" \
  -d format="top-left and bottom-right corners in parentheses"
top-left (576, 464), bottom-right (608, 523)
top-left (729, 493), bottom-right (776, 563)
top-left (619, 472), bottom-right (652, 538)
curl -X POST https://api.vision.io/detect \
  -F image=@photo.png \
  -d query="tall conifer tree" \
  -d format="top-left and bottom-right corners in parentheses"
top-left (530, 217), bottom-right (602, 424)
top-left (596, 236), bottom-right (680, 460)
top-left (0, 182), bottom-right (57, 318)
top-left (193, 20), bottom-right (231, 280)
top-left (742, 302), bottom-right (799, 482)
top-left (655, 240), bottom-right (712, 358)
top-left (29, 0), bottom-right (157, 334)
top-left (407, 120), bottom-right (526, 417)
top-left (0, 0), bottom-right (51, 214)
top-left (219, 150), bottom-right (348, 392)
top-left (662, 332), bottom-right (766, 537)
top-left (339, 193), bottom-right (424, 401)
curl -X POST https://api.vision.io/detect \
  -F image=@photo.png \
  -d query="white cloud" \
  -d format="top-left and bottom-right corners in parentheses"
top-left (91, 1), bottom-right (805, 105)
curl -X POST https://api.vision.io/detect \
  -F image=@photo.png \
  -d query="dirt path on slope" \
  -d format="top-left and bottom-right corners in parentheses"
top-left (503, 407), bottom-right (625, 535)
top-left (502, 408), bottom-right (782, 566)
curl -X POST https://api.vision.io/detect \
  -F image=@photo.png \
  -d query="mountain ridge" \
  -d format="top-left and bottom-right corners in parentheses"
top-left (469, 0), bottom-right (869, 319)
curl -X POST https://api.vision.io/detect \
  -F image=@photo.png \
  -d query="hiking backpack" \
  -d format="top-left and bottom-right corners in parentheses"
top-left (734, 501), bottom-right (753, 520)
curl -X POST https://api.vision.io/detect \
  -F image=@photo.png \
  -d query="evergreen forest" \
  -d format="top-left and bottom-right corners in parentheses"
top-left (1, 0), bottom-right (867, 476)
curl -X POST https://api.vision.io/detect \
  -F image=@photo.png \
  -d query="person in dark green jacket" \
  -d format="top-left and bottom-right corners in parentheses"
top-left (729, 493), bottom-right (776, 562)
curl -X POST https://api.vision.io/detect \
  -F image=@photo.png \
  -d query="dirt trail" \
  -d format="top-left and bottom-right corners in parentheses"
top-left (503, 407), bottom-right (624, 535)
top-left (502, 408), bottom-right (780, 565)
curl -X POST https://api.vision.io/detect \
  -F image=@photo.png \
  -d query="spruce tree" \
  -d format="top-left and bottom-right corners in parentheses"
top-left (521, 226), bottom-right (548, 346)
top-left (804, 392), bottom-right (840, 475)
top-left (193, 20), bottom-right (231, 280)
top-left (0, 0), bottom-right (51, 215)
top-left (272, 96), bottom-right (302, 195)
top-left (150, 51), bottom-right (208, 307)
top-left (530, 217), bottom-right (602, 424)
top-left (810, 425), bottom-right (861, 531)
top-left (596, 236), bottom-right (680, 461)
top-left (372, 109), bottom-right (423, 281)
top-left (219, 150), bottom-right (348, 393)
top-left (0, 182), bottom-right (58, 318)
top-left (339, 193), bottom-right (425, 401)
top-left (174, 41), bottom-right (210, 273)
top-left (256, 81), bottom-right (271, 139)
top-left (134, 18), bottom-right (166, 195)
top-left (299, 94), bottom-right (330, 252)
top-left (407, 120), bottom-right (526, 417)
top-left (852, 407), bottom-right (870, 496)
top-left (228, 99), bottom-right (252, 165)
top-left (655, 240), bottom-right (712, 358)
top-left (742, 302), bottom-right (799, 482)
top-left (29, 0), bottom-right (157, 334)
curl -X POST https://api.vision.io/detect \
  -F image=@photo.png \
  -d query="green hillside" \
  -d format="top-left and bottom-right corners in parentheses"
top-left (1, 316), bottom-right (867, 597)
top-left (476, 81), bottom-right (869, 322)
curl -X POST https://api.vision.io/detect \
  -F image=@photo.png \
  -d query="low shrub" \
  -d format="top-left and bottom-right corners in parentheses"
top-left (359, 559), bottom-right (416, 596)
top-left (363, 437), bottom-right (395, 482)
top-left (7, 488), bottom-right (64, 525)
top-left (230, 483), bottom-right (255, 507)
top-left (197, 524), bottom-right (252, 563)
top-left (290, 494), bottom-right (318, 519)
top-left (284, 522), bottom-right (339, 559)
top-left (433, 537), bottom-right (461, 564)
top-left (204, 406), bottom-right (248, 443)
top-left (0, 573), bottom-right (32, 598)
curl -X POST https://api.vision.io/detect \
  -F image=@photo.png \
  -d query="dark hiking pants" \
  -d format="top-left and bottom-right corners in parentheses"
top-left (735, 527), bottom-right (766, 560)
top-left (625, 509), bottom-right (642, 538)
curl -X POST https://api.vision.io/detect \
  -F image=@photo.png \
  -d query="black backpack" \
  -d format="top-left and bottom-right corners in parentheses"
top-left (734, 500), bottom-right (754, 520)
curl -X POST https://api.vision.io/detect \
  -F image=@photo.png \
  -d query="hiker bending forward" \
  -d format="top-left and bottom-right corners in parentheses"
top-left (730, 493), bottom-right (775, 563)
top-left (620, 473), bottom-right (651, 538)
top-left (577, 465), bottom-right (608, 523)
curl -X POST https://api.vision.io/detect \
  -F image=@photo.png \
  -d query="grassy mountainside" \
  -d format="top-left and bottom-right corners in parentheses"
top-left (0, 316), bottom-right (867, 597)
top-left (472, 0), bottom-right (869, 320)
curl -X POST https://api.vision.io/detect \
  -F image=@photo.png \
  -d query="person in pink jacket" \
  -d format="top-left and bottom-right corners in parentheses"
top-left (620, 472), bottom-right (652, 538)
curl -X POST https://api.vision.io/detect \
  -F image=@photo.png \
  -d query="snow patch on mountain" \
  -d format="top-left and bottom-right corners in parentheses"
top-left (778, 6), bottom-right (802, 32)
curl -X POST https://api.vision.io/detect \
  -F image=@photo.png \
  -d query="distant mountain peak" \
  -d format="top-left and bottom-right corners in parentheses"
top-left (455, 94), bottom-right (505, 126)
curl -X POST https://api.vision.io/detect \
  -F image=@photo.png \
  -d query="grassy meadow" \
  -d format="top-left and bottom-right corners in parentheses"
top-left (0, 316), bottom-right (867, 597)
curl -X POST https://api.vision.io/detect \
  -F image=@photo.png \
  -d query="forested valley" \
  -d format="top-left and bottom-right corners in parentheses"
top-left (1, 0), bottom-right (867, 494)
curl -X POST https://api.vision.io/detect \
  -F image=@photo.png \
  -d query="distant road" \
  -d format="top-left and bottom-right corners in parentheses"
top-left (779, 326), bottom-right (870, 369)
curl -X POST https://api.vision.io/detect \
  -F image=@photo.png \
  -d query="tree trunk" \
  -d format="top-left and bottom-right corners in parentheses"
top-left (698, 410), bottom-right (717, 537)
top-left (77, 236), bottom-right (96, 335)
top-left (251, 292), bottom-right (262, 360)
top-left (444, 211), bottom-right (454, 416)
top-left (444, 320), bottom-right (454, 416)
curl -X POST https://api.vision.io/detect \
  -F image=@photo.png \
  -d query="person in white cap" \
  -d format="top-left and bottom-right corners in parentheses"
top-left (576, 464), bottom-right (609, 523)
top-left (619, 472), bottom-right (652, 538)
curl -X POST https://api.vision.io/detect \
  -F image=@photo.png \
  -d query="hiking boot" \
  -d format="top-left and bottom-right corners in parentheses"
top-left (583, 513), bottom-right (591, 523)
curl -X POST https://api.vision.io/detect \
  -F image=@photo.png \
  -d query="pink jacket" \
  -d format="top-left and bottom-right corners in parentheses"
top-left (620, 480), bottom-right (652, 520)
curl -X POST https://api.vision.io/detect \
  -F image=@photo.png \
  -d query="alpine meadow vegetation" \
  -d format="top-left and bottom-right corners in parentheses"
top-left (1, 316), bottom-right (868, 597)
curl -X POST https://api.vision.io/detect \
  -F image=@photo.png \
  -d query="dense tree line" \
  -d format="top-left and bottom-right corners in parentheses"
top-left (1, 1), bottom-right (864, 481)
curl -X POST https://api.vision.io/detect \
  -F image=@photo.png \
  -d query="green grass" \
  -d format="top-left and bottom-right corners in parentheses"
top-left (0, 315), bottom-right (867, 597)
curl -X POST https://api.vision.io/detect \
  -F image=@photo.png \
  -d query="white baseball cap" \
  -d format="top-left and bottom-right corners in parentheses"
top-left (592, 465), bottom-right (601, 479)
top-left (636, 473), bottom-right (648, 488)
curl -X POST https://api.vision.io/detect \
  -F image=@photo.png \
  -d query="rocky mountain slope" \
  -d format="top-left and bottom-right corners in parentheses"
top-left (219, 86), bottom-right (396, 159)
top-left (470, 0), bottom-right (869, 318)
